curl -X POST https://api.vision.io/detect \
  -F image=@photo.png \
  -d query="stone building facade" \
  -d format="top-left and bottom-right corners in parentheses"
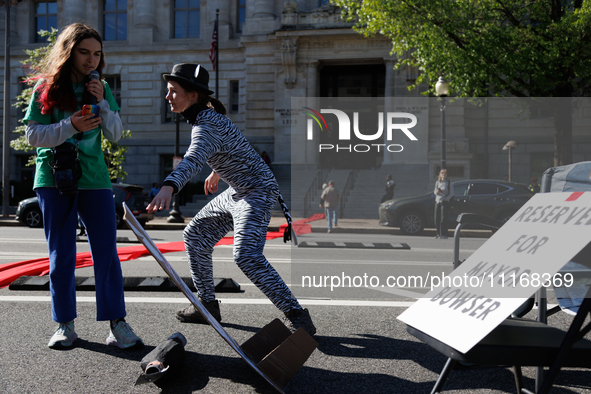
top-left (1, 1), bottom-right (591, 216)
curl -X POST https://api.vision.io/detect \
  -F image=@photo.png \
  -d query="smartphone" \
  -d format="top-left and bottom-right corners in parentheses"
top-left (82, 104), bottom-right (100, 118)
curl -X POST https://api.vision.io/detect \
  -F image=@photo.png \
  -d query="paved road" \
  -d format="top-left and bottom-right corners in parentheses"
top-left (0, 225), bottom-right (589, 394)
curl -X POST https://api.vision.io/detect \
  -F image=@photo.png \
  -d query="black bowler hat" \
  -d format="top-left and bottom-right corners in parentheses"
top-left (163, 63), bottom-right (214, 95)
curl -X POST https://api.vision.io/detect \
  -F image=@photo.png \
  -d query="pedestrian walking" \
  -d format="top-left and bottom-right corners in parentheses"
top-left (148, 63), bottom-right (316, 335)
top-left (319, 182), bottom-right (327, 209)
top-left (321, 180), bottom-right (340, 233)
top-left (24, 23), bottom-right (143, 349)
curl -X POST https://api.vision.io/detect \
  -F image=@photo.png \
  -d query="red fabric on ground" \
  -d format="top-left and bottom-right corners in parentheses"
top-left (0, 215), bottom-right (321, 288)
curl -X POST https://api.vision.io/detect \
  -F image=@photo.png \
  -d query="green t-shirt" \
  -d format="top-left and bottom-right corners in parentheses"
top-left (24, 81), bottom-right (120, 190)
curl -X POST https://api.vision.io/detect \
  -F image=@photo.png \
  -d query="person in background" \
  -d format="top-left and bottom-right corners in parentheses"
top-left (380, 175), bottom-right (396, 203)
top-left (148, 63), bottom-right (316, 336)
top-left (23, 23), bottom-right (143, 349)
top-left (434, 169), bottom-right (454, 239)
top-left (529, 177), bottom-right (541, 193)
top-left (319, 183), bottom-right (327, 209)
top-left (149, 182), bottom-right (160, 199)
top-left (320, 180), bottom-right (340, 233)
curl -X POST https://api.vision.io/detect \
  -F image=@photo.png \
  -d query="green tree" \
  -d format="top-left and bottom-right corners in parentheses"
top-left (332, 0), bottom-right (591, 165)
top-left (10, 29), bottom-right (131, 181)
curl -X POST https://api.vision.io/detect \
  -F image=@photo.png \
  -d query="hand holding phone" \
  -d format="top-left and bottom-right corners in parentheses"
top-left (82, 104), bottom-right (100, 118)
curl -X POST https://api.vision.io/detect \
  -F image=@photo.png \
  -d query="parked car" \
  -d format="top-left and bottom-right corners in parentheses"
top-left (379, 180), bottom-right (534, 235)
top-left (15, 183), bottom-right (154, 228)
top-left (111, 183), bottom-right (154, 228)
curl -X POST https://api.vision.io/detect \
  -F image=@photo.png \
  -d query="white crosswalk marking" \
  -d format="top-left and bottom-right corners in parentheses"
top-left (0, 295), bottom-right (416, 307)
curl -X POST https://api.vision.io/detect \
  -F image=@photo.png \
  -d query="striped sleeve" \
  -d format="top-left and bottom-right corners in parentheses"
top-left (163, 118), bottom-right (222, 193)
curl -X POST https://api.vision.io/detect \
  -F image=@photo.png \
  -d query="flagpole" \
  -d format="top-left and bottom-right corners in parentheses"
top-left (215, 9), bottom-right (219, 99)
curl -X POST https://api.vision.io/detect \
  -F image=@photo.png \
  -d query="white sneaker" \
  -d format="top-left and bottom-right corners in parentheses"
top-left (48, 321), bottom-right (78, 349)
top-left (106, 320), bottom-right (143, 349)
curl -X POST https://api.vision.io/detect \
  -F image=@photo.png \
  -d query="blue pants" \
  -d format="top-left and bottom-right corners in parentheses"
top-left (183, 187), bottom-right (301, 313)
top-left (326, 207), bottom-right (338, 230)
top-left (36, 188), bottom-right (126, 323)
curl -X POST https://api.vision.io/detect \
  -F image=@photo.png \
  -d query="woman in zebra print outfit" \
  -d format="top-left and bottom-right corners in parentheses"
top-left (147, 63), bottom-right (316, 335)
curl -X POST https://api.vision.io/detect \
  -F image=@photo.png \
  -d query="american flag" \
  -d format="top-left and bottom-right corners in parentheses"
top-left (209, 19), bottom-right (218, 71)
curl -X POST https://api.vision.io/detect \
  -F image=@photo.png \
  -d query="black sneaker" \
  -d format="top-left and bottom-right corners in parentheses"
top-left (176, 300), bottom-right (221, 324)
top-left (284, 308), bottom-right (316, 336)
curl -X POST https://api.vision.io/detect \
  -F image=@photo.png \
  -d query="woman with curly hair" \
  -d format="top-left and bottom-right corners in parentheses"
top-left (24, 23), bottom-right (143, 349)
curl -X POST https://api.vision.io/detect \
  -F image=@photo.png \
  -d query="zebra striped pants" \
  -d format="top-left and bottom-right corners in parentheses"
top-left (183, 187), bottom-right (301, 313)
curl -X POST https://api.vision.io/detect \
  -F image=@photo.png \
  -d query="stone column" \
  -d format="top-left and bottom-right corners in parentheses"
top-left (253, 0), bottom-right (275, 18)
top-left (305, 61), bottom-right (319, 165)
top-left (306, 61), bottom-right (318, 97)
top-left (243, 0), bottom-right (278, 34)
top-left (125, 0), bottom-right (155, 44)
top-left (135, 0), bottom-right (156, 29)
top-left (383, 59), bottom-right (396, 164)
top-left (384, 59), bottom-right (396, 98)
top-left (209, 0), bottom-right (231, 40)
top-left (61, 0), bottom-right (86, 25)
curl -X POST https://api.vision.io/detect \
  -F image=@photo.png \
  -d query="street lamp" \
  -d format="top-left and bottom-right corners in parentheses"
top-left (2, 0), bottom-right (23, 217)
top-left (435, 76), bottom-right (449, 172)
top-left (167, 113), bottom-right (184, 223)
top-left (503, 140), bottom-right (518, 182)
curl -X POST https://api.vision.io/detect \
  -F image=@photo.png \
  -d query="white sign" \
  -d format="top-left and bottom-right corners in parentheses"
top-left (398, 191), bottom-right (591, 353)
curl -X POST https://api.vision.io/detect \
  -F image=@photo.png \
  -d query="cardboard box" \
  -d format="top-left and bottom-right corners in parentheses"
top-left (241, 319), bottom-right (318, 389)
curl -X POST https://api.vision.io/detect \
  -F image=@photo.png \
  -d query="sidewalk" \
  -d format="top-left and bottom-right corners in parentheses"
top-left (0, 213), bottom-right (493, 237)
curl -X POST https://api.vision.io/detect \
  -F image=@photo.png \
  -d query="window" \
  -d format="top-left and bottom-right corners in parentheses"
top-left (237, 0), bottom-right (246, 33)
top-left (34, 1), bottom-right (57, 43)
top-left (229, 81), bottom-right (239, 113)
top-left (453, 183), bottom-right (469, 197)
top-left (103, 0), bottom-right (127, 41)
top-left (104, 76), bottom-right (122, 108)
top-left (468, 182), bottom-right (509, 195)
top-left (174, 0), bottom-right (200, 38)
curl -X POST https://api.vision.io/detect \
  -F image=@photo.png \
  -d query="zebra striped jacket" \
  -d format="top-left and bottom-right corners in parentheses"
top-left (162, 104), bottom-right (278, 198)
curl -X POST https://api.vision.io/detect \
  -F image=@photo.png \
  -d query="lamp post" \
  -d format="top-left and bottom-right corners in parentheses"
top-left (167, 113), bottom-right (184, 223)
top-left (2, 1), bottom-right (13, 215)
top-left (2, 0), bottom-right (22, 217)
top-left (435, 76), bottom-right (449, 172)
top-left (503, 140), bottom-right (518, 182)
